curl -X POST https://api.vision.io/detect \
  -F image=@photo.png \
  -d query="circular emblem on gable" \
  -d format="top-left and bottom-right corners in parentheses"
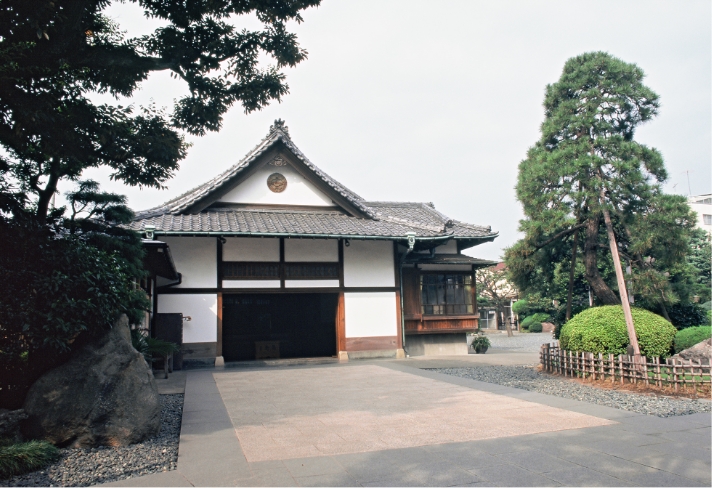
top-left (267, 173), bottom-right (287, 193)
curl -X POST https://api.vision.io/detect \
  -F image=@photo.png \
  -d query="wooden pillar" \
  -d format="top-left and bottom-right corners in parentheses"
top-left (393, 241), bottom-right (403, 352)
top-left (336, 239), bottom-right (347, 359)
top-left (216, 237), bottom-right (224, 365)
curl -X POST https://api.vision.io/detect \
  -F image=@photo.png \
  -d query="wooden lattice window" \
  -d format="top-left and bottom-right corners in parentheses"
top-left (284, 263), bottom-right (338, 279)
top-left (223, 262), bottom-right (280, 280)
top-left (420, 274), bottom-right (474, 315)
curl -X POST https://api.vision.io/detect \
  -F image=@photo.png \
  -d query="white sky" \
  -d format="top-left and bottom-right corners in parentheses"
top-left (75, 0), bottom-right (712, 261)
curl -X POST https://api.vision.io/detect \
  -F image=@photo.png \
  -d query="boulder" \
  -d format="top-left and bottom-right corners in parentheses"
top-left (0, 408), bottom-right (27, 440)
top-left (675, 338), bottom-right (712, 364)
top-left (22, 315), bottom-right (161, 447)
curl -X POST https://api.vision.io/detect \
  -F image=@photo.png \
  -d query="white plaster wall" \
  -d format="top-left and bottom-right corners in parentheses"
top-left (343, 240), bottom-right (394, 287)
top-left (285, 280), bottom-right (339, 288)
top-left (344, 292), bottom-right (397, 338)
top-left (434, 240), bottom-right (458, 254)
top-left (222, 280), bottom-right (281, 288)
top-left (419, 264), bottom-right (473, 272)
top-left (223, 237), bottom-right (279, 261)
top-left (284, 239), bottom-right (338, 262)
top-left (161, 237), bottom-right (216, 288)
top-left (157, 294), bottom-right (218, 343)
top-left (219, 164), bottom-right (335, 206)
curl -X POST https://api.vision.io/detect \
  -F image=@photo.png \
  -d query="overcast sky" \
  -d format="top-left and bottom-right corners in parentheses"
top-left (77, 0), bottom-right (712, 261)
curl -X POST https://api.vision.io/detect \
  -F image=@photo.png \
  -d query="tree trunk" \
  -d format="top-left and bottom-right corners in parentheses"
top-left (565, 230), bottom-right (579, 321)
top-left (496, 305), bottom-right (513, 337)
top-left (583, 215), bottom-right (619, 305)
top-left (659, 301), bottom-right (672, 323)
top-left (36, 170), bottom-right (61, 223)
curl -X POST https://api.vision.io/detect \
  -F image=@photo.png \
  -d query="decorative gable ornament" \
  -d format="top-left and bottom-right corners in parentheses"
top-left (268, 155), bottom-right (288, 167)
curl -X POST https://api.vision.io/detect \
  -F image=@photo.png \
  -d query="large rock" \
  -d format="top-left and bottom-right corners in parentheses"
top-left (22, 315), bottom-right (160, 447)
top-left (0, 408), bottom-right (27, 440)
top-left (675, 338), bottom-right (712, 364)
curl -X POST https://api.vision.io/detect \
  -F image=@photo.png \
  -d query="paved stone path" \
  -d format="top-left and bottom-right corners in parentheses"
top-left (105, 355), bottom-right (712, 487)
top-left (215, 364), bottom-right (612, 463)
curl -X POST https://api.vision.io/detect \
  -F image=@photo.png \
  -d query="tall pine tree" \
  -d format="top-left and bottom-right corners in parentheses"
top-left (506, 52), bottom-right (696, 333)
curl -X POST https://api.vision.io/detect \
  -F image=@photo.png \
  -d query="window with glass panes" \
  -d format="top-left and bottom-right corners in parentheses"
top-left (420, 274), bottom-right (474, 315)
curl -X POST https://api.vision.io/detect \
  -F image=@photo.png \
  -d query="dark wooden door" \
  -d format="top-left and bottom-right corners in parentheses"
top-left (222, 293), bottom-right (338, 361)
top-left (154, 313), bottom-right (183, 369)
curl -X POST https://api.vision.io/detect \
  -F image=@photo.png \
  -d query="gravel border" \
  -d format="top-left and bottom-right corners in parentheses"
top-left (431, 366), bottom-right (712, 418)
top-left (2, 394), bottom-right (183, 487)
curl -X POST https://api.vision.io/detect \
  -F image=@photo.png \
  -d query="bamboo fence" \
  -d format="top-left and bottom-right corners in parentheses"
top-left (540, 343), bottom-right (711, 391)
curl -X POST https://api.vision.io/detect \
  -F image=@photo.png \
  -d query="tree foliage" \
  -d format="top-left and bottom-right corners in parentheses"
top-left (476, 265), bottom-right (516, 332)
top-left (506, 52), bottom-right (696, 317)
top-left (0, 213), bottom-right (149, 408)
top-left (0, 0), bottom-right (320, 221)
top-left (686, 228), bottom-right (711, 303)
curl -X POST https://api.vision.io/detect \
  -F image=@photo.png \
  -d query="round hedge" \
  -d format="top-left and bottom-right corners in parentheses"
top-left (559, 306), bottom-right (676, 358)
top-left (529, 323), bottom-right (543, 333)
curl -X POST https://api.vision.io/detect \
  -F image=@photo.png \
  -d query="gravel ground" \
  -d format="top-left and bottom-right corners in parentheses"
top-left (432, 366), bottom-right (712, 417)
top-left (2, 394), bottom-right (183, 487)
top-left (483, 332), bottom-right (554, 353)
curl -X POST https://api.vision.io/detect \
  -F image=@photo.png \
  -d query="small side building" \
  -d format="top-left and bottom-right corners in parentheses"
top-left (130, 121), bottom-right (498, 365)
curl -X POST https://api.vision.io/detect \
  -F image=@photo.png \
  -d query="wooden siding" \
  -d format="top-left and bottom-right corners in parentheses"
top-left (402, 266), bottom-right (478, 335)
top-left (405, 318), bottom-right (477, 334)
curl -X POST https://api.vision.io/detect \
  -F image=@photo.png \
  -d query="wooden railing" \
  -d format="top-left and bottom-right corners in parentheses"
top-left (540, 343), bottom-right (711, 391)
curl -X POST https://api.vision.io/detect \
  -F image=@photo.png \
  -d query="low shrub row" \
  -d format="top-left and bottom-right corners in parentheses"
top-left (674, 326), bottom-right (712, 354)
top-left (529, 323), bottom-right (543, 333)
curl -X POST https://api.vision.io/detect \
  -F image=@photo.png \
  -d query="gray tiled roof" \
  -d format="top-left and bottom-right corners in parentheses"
top-left (404, 253), bottom-right (498, 268)
top-left (129, 203), bottom-right (495, 241)
top-left (135, 120), bottom-right (374, 220)
top-left (131, 122), bottom-right (497, 243)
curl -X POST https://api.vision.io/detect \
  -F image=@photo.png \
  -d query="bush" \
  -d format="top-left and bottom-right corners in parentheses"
top-left (512, 299), bottom-right (528, 315)
top-left (521, 313), bottom-right (549, 328)
top-left (521, 322), bottom-right (530, 330)
top-left (0, 439), bottom-right (59, 478)
top-left (667, 303), bottom-right (709, 330)
top-left (0, 219), bottom-right (149, 408)
top-left (674, 326), bottom-right (712, 354)
top-left (559, 306), bottom-right (677, 358)
top-left (529, 323), bottom-right (543, 333)
top-left (470, 335), bottom-right (491, 350)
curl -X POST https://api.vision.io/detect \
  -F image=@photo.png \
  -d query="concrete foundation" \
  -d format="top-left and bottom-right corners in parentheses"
top-left (405, 333), bottom-right (469, 356)
top-left (346, 349), bottom-right (398, 360)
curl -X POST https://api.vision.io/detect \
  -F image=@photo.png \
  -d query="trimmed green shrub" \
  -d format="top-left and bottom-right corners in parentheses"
top-left (674, 326), bottom-right (712, 354)
top-left (521, 322), bottom-right (530, 330)
top-left (529, 323), bottom-right (543, 333)
top-left (512, 300), bottom-right (528, 315)
top-left (521, 313), bottom-right (549, 328)
top-left (0, 439), bottom-right (59, 478)
top-left (559, 306), bottom-right (677, 358)
top-left (667, 303), bottom-right (709, 330)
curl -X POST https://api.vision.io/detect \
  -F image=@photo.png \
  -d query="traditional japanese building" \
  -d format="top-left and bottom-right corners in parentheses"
top-left (131, 121), bottom-right (498, 365)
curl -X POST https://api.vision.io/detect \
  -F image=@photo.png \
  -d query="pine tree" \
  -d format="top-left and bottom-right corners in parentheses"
top-left (505, 52), bottom-right (696, 347)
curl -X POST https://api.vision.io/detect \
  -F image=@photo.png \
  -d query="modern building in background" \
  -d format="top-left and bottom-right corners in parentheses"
top-left (688, 194), bottom-right (712, 234)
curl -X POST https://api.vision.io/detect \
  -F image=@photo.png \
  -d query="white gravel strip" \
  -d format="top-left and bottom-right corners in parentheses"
top-left (3, 394), bottom-right (183, 487)
top-left (431, 366), bottom-right (712, 418)
top-left (484, 333), bottom-right (554, 352)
